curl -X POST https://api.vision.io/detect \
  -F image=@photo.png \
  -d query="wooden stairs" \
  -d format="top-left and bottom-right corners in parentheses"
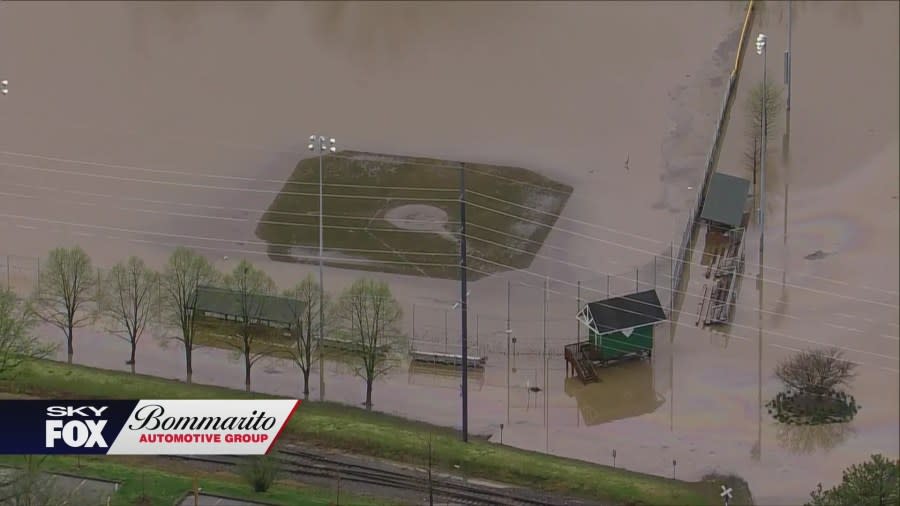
top-left (565, 343), bottom-right (599, 384)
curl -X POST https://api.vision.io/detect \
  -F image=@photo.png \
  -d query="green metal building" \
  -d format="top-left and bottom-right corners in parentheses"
top-left (576, 289), bottom-right (667, 361)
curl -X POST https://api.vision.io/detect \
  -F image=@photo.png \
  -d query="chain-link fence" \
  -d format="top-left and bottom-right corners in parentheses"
top-left (0, 254), bottom-right (40, 296)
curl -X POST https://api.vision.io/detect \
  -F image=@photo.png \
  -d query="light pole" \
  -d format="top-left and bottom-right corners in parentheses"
top-left (783, 0), bottom-right (792, 251)
top-left (308, 135), bottom-right (336, 402)
top-left (459, 162), bottom-right (469, 443)
top-left (506, 280), bottom-right (512, 426)
top-left (756, 33), bottom-right (768, 278)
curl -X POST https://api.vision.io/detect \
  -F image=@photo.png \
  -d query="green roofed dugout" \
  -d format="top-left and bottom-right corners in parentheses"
top-left (700, 172), bottom-right (751, 229)
top-left (193, 285), bottom-right (304, 327)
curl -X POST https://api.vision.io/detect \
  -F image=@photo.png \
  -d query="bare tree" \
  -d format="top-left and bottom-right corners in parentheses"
top-left (31, 246), bottom-right (98, 364)
top-left (744, 78), bottom-right (784, 183)
top-left (161, 247), bottom-right (219, 384)
top-left (224, 260), bottom-right (276, 392)
top-left (0, 289), bottom-right (52, 378)
top-left (775, 347), bottom-right (857, 396)
top-left (335, 278), bottom-right (404, 410)
top-left (101, 256), bottom-right (158, 374)
top-left (284, 275), bottom-right (326, 399)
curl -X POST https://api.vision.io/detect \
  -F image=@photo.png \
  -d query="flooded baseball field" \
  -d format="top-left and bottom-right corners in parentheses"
top-left (0, 2), bottom-right (897, 504)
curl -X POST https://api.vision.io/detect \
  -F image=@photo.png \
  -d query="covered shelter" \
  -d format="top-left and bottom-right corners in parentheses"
top-left (699, 172), bottom-right (751, 230)
top-left (575, 289), bottom-right (667, 362)
top-left (193, 285), bottom-right (304, 329)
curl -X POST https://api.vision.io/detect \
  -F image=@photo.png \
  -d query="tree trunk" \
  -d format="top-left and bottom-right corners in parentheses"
top-left (244, 343), bottom-right (252, 392)
top-left (66, 322), bottom-right (74, 364)
top-left (302, 369), bottom-right (310, 400)
top-left (184, 341), bottom-right (193, 384)
top-left (365, 379), bottom-right (373, 410)
top-left (129, 340), bottom-right (137, 374)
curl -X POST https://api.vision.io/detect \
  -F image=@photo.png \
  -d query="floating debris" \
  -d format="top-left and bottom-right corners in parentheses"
top-left (804, 250), bottom-right (831, 260)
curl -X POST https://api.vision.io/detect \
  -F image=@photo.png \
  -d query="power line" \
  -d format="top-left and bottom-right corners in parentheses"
top-left (0, 160), bottom-right (459, 204)
top-left (0, 186), bottom-right (460, 226)
top-left (3, 210), bottom-right (896, 369)
top-left (0, 211), bottom-right (460, 261)
top-left (2, 182), bottom-right (897, 330)
top-left (0, 149), bottom-right (458, 193)
top-left (1, 149), bottom-right (896, 299)
top-left (464, 254), bottom-right (899, 367)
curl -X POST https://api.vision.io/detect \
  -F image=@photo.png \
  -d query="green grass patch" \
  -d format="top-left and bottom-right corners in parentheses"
top-left (2, 360), bottom-right (753, 505)
top-left (255, 151), bottom-right (573, 280)
top-left (0, 455), bottom-right (391, 506)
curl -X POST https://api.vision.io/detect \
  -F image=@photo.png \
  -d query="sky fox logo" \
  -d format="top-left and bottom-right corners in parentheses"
top-left (45, 406), bottom-right (109, 449)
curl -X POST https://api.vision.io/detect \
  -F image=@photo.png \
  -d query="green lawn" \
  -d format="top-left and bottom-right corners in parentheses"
top-left (1, 360), bottom-right (753, 505)
top-left (0, 455), bottom-right (392, 506)
top-left (255, 151), bottom-right (573, 280)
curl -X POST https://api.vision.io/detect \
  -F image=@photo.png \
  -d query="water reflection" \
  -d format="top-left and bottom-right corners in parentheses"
top-left (563, 361), bottom-right (664, 425)
top-left (407, 361), bottom-right (485, 391)
top-left (776, 422), bottom-right (856, 455)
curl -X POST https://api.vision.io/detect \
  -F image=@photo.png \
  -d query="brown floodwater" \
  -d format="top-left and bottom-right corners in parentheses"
top-left (1, 2), bottom-right (897, 505)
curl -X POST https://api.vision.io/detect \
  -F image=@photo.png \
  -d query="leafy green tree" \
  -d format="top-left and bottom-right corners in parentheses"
top-left (335, 277), bottom-right (404, 410)
top-left (0, 289), bottom-right (52, 378)
top-left (161, 247), bottom-right (219, 384)
top-left (224, 260), bottom-right (276, 392)
top-left (31, 246), bottom-right (98, 364)
top-left (807, 454), bottom-right (899, 506)
top-left (101, 256), bottom-right (158, 373)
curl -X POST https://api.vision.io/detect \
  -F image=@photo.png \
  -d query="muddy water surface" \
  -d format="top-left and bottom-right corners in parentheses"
top-left (3, 2), bottom-right (894, 505)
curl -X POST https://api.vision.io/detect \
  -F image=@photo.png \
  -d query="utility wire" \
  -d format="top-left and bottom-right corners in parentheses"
top-left (2, 185), bottom-right (897, 332)
top-left (0, 161), bottom-right (458, 204)
top-left (2, 212), bottom-right (896, 370)
top-left (3, 156), bottom-right (895, 309)
top-left (465, 254), bottom-right (899, 366)
top-left (1, 149), bottom-right (895, 299)
top-left (1, 120), bottom-right (895, 298)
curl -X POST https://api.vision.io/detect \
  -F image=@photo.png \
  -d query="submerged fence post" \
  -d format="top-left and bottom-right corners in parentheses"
top-left (475, 314), bottom-right (480, 350)
top-left (635, 268), bottom-right (639, 292)
top-left (607, 275), bottom-right (610, 298)
top-left (6, 255), bottom-right (9, 289)
top-left (576, 280), bottom-right (581, 345)
top-left (670, 242), bottom-right (675, 316)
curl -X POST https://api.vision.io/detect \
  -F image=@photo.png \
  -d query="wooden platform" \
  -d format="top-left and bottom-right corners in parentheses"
top-left (409, 351), bottom-right (486, 369)
top-left (323, 338), bottom-right (390, 354)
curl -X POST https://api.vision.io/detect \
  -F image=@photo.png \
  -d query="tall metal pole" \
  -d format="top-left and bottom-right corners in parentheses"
top-left (318, 152), bottom-right (325, 401)
top-left (783, 0), bottom-right (792, 247)
top-left (759, 39), bottom-right (768, 277)
top-left (309, 135), bottom-right (335, 402)
top-left (786, 0), bottom-right (792, 114)
top-left (506, 280), bottom-right (511, 425)
top-left (543, 277), bottom-right (548, 453)
top-left (576, 280), bottom-right (581, 344)
top-left (459, 163), bottom-right (469, 443)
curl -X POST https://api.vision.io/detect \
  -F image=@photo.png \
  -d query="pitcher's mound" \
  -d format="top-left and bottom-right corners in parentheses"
top-left (384, 204), bottom-right (453, 240)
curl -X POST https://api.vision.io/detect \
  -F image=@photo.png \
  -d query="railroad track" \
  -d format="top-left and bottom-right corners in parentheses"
top-left (174, 449), bottom-right (581, 506)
